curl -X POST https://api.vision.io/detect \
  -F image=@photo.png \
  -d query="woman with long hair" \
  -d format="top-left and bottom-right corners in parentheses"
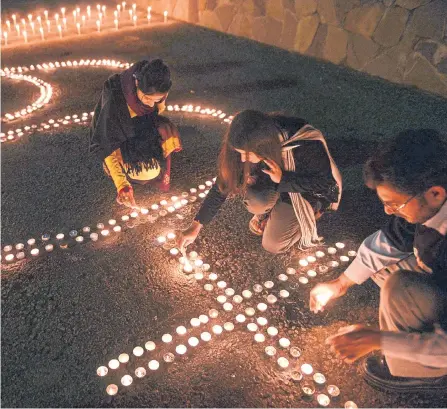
top-left (89, 58), bottom-right (182, 208)
top-left (179, 110), bottom-right (342, 254)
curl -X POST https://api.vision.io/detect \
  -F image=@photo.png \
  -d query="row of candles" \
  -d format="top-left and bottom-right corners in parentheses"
top-left (1, 59), bottom-right (129, 123)
top-left (2, 3), bottom-right (169, 46)
top-left (98, 233), bottom-right (358, 407)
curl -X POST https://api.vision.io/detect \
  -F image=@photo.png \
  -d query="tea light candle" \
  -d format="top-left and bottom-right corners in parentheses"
top-left (267, 295), bottom-right (277, 304)
top-left (254, 333), bottom-right (265, 343)
top-left (307, 270), bottom-right (317, 277)
top-left (344, 402), bottom-right (358, 409)
top-left (163, 352), bottom-right (175, 362)
top-left (245, 307), bottom-right (255, 316)
top-left (133, 346), bottom-right (144, 356)
top-left (5, 254), bottom-right (14, 262)
top-left (176, 326), bottom-right (187, 335)
top-left (41, 233), bottom-right (50, 242)
top-left (202, 263), bottom-right (211, 271)
top-left (278, 274), bottom-right (288, 281)
top-left (257, 303), bottom-right (268, 312)
top-left (167, 206), bottom-right (175, 212)
top-left (301, 381), bottom-right (315, 396)
top-left (217, 281), bottom-right (227, 289)
top-left (45, 244), bottom-right (54, 252)
top-left (216, 295), bottom-right (227, 304)
top-left (135, 367), bottom-right (146, 378)
top-left (279, 290), bottom-right (289, 298)
top-left (75, 236), bottom-right (84, 243)
top-left (151, 204), bottom-right (159, 211)
top-left (30, 248), bottom-right (40, 256)
top-left (335, 242), bottom-right (345, 249)
top-left (101, 229), bottom-right (110, 236)
top-left (327, 385), bottom-right (340, 397)
top-left (27, 238), bottom-right (36, 246)
top-left (233, 295), bottom-right (243, 304)
top-left (15, 243), bottom-right (25, 250)
top-left (242, 290), bottom-right (252, 298)
top-left (291, 371), bottom-right (303, 381)
top-left (209, 309), bottom-right (219, 318)
top-left (191, 317), bottom-right (201, 327)
top-left (340, 255), bottom-right (350, 262)
top-left (286, 267), bottom-right (296, 275)
top-left (162, 334), bottom-right (172, 343)
top-left (118, 353), bottom-right (129, 363)
top-left (313, 373), bottom-right (326, 384)
top-left (277, 357), bottom-right (289, 368)
top-left (327, 247), bottom-right (337, 254)
top-left (82, 226), bottom-right (91, 233)
top-left (195, 272), bottom-right (204, 280)
top-left (329, 261), bottom-right (339, 268)
top-left (190, 188), bottom-right (197, 194)
top-left (257, 317), bottom-right (268, 326)
top-left (253, 284), bottom-right (263, 293)
top-left (183, 264), bottom-right (193, 273)
top-left (106, 384), bottom-right (118, 395)
top-left (189, 251), bottom-right (198, 260)
top-left (90, 233), bottom-right (99, 241)
top-left (108, 359), bottom-right (120, 369)
top-left (247, 323), bottom-right (258, 332)
top-left (194, 259), bottom-right (203, 267)
top-left (316, 250), bottom-right (325, 258)
top-left (113, 226), bottom-right (122, 233)
top-left (265, 345), bottom-right (276, 356)
top-left (223, 302), bottom-right (233, 311)
top-left (319, 265), bottom-right (329, 273)
top-left (279, 338), bottom-right (290, 348)
top-left (198, 184), bottom-right (205, 190)
top-left (97, 366), bottom-right (108, 376)
top-left (235, 314), bottom-right (246, 323)
top-left (200, 332), bottom-right (211, 342)
top-left (56, 233), bottom-right (65, 240)
top-left (299, 259), bottom-right (309, 267)
top-left (225, 288), bottom-right (235, 296)
top-left (299, 276), bottom-right (309, 284)
top-left (199, 315), bottom-right (209, 324)
top-left (3, 245), bottom-right (13, 252)
top-left (224, 322), bottom-right (234, 331)
top-left (208, 273), bottom-right (218, 280)
top-left (212, 325), bottom-right (223, 335)
top-left (267, 326), bottom-right (278, 336)
top-left (148, 360), bottom-right (159, 370)
top-left (176, 344), bottom-right (187, 355)
top-left (145, 341), bottom-right (156, 351)
top-left (159, 210), bottom-right (168, 216)
top-left (289, 346), bottom-right (301, 357)
top-left (301, 363), bottom-right (313, 375)
top-left (188, 336), bottom-right (199, 346)
top-left (317, 394), bottom-right (330, 407)
top-left (204, 284), bottom-right (213, 291)
top-left (16, 252), bottom-right (25, 260)
top-left (122, 215), bottom-right (130, 221)
top-left (307, 256), bottom-right (317, 263)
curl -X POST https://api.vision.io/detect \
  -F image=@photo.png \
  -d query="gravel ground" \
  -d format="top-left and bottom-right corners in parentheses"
top-left (2, 20), bottom-right (447, 408)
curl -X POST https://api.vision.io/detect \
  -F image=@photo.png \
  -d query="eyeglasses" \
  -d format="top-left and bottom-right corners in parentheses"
top-left (380, 194), bottom-right (419, 213)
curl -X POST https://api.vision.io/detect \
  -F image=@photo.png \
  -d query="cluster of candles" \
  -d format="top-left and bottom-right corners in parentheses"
top-left (1, 71), bottom-right (53, 122)
top-left (1, 3), bottom-right (169, 46)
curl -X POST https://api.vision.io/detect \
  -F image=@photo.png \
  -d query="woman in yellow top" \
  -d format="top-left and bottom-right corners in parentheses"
top-left (89, 59), bottom-right (182, 208)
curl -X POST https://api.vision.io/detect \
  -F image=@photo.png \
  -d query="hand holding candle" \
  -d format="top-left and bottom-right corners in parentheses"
top-left (309, 274), bottom-right (355, 313)
top-left (177, 221), bottom-right (202, 251)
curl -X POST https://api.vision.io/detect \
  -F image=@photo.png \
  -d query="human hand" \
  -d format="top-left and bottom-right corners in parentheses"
top-left (177, 221), bottom-right (203, 251)
top-left (117, 186), bottom-right (138, 209)
top-left (262, 159), bottom-right (282, 183)
top-left (326, 325), bottom-right (381, 363)
top-left (309, 274), bottom-right (354, 313)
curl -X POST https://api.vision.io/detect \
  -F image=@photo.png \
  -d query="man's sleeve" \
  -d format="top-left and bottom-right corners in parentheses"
top-left (381, 327), bottom-right (447, 368)
top-left (344, 230), bottom-right (415, 284)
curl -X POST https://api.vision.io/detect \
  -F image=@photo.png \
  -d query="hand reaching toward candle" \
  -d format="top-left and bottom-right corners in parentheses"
top-left (326, 324), bottom-right (381, 363)
top-left (261, 159), bottom-right (282, 183)
top-left (116, 186), bottom-right (138, 208)
top-left (177, 220), bottom-right (203, 251)
top-left (309, 273), bottom-right (355, 313)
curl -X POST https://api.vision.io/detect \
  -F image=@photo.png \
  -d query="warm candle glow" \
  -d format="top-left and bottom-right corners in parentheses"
top-left (118, 353), bottom-right (129, 363)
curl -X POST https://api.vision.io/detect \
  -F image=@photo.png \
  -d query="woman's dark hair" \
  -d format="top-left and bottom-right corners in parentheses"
top-left (363, 129), bottom-right (447, 195)
top-left (134, 59), bottom-right (172, 94)
top-left (217, 110), bottom-right (283, 194)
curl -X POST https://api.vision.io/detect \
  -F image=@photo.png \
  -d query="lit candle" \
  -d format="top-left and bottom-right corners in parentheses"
top-left (257, 303), bottom-right (267, 312)
top-left (162, 334), bottom-right (172, 343)
top-left (313, 373), bottom-right (326, 385)
top-left (188, 336), bottom-right (199, 347)
top-left (87, 6), bottom-right (91, 19)
top-left (200, 332), bottom-right (211, 342)
top-left (163, 352), bottom-right (175, 362)
top-left (82, 15), bottom-right (86, 26)
top-left (340, 255), bottom-right (350, 262)
top-left (327, 247), bottom-right (337, 254)
top-left (96, 20), bottom-right (100, 32)
top-left (264, 280), bottom-right (274, 289)
top-left (30, 248), bottom-right (39, 256)
top-left (97, 366), bottom-right (108, 376)
top-left (90, 233), bottom-right (99, 241)
top-left (253, 284), bottom-right (263, 293)
top-left (212, 325), bottom-right (223, 335)
top-left (102, 5), bottom-right (106, 16)
top-left (327, 385), bottom-right (340, 397)
top-left (3, 31), bottom-right (7, 45)
top-left (30, 22), bottom-right (35, 34)
top-left (106, 384), bottom-right (118, 395)
top-left (224, 322), bottom-right (234, 331)
top-left (204, 284), bottom-right (213, 291)
top-left (73, 10), bottom-right (77, 23)
top-left (15, 24), bottom-right (20, 36)
top-left (245, 307), bottom-right (255, 316)
top-left (335, 242), bottom-right (345, 249)
top-left (61, 7), bottom-right (66, 18)
top-left (129, 9), bottom-right (133, 20)
top-left (279, 338), bottom-right (290, 348)
top-left (232, 295), bottom-right (243, 304)
top-left (147, 13), bottom-right (151, 23)
top-left (279, 290), bottom-right (290, 298)
top-left (145, 341), bottom-right (156, 351)
top-left (315, 288), bottom-right (334, 310)
top-left (12, 14), bottom-right (17, 25)
top-left (209, 308), bottom-right (219, 318)
top-left (108, 359), bottom-right (119, 369)
top-left (46, 20), bottom-right (51, 31)
top-left (254, 333), bottom-right (265, 343)
top-left (5, 254), bottom-right (14, 262)
top-left (267, 294), bottom-right (277, 304)
top-left (348, 250), bottom-right (357, 257)
top-left (135, 367), bottom-right (146, 378)
top-left (175, 344), bottom-right (187, 355)
top-left (199, 314), bottom-right (209, 324)
top-left (301, 363), bottom-right (313, 375)
top-left (278, 273), bottom-right (288, 281)
top-left (217, 281), bottom-right (227, 289)
top-left (301, 380), bottom-right (315, 396)
top-left (191, 317), bottom-right (201, 327)
top-left (117, 4), bottom-right (121, 15)
top-left (317, 394), bottom-right (330, 407)
top-left (76, 22), bottom-right (81, 35)
top-left (148, 360), bottom-right (159, 370)
top-left (208, 273), bottom-right (217, 280)
top-left (133, 346), bottom-right (144, 356)
top-left (307, 269), bottom-right (317, 277)
top-left (39, 26), bottom-right (44, 40)
top-left (257, 317), bottom-right (268, 326)
top-left (299, 259), bottom-right (309, 267)
top-left (223, 302), bottom-right (233, 311)
top-left (277, 357), bottom-right (289, 368)
top-left (16, 252), bottom-right (26, 260)
top-left (265, 346), bottom-right (276, 356)
top-left (247, 323), bottom-right (258, 332)
top-left (299, 276), bottom-right (309, 284)
top-left (289, 346), bottom-right (301, 357)
top-left (96, 4), bottom-right (101, 13)
top-left (6, 20), bottom-right (11, 32)
top-left (176, 326), bottom-right (187, 335)
top-left (118, 353), bottom-right (129, 363)
top-left (99, 12), bottom-right (103, 22)
top-left (58, 24), bottom-right (62, 38)
top-left (242, 289), bottom-right (252, 299)
top-left (235, 314), bottom-right (246, 323)
top-left (170, 248), bottom-right (179, 256)
top-left (45, 244), bottom-right (54, 252)
top-left (267, 326), bottom-right (278, 336)
top-left (307, 255), bottom-right (317, 263)
top-left (163, 10), bottom-right (168, 23)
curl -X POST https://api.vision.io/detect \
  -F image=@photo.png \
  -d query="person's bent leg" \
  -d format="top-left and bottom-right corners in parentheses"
top-left (379, 270), bottom-right (447, 377)
top-left (243, 182), bottom-right (279, 216)
top-left (262, 201), bottom-right (301, 254)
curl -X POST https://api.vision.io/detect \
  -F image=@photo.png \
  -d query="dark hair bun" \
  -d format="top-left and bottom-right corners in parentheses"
top-left (135, 59), bottom-right (172, 94)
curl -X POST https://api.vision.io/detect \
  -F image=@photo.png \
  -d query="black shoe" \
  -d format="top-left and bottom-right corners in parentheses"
top-left (362, 355), bottom-right (447, 393)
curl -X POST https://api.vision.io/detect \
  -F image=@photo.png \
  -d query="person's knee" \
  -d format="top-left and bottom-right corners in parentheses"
top-left (262, 237), bottom-right (292, 254)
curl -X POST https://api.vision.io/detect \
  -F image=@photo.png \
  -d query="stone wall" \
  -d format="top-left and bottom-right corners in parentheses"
top-left (146, 0), bottom-right (447, 97)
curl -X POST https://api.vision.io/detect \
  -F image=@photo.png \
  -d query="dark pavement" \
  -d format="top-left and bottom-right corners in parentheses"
top-left (2, 20), bottom-right (447, 408)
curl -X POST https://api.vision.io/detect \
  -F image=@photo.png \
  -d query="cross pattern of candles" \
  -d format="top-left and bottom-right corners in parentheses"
top-left (2, 3), bottom-right (170, 47)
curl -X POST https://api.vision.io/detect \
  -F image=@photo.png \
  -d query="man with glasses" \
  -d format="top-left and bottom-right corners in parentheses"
top-left (309, 129), bottom-right (447, 392)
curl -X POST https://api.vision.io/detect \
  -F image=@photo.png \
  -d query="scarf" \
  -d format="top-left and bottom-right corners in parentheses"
top-left (280, 125), bottom-right (343, 248)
